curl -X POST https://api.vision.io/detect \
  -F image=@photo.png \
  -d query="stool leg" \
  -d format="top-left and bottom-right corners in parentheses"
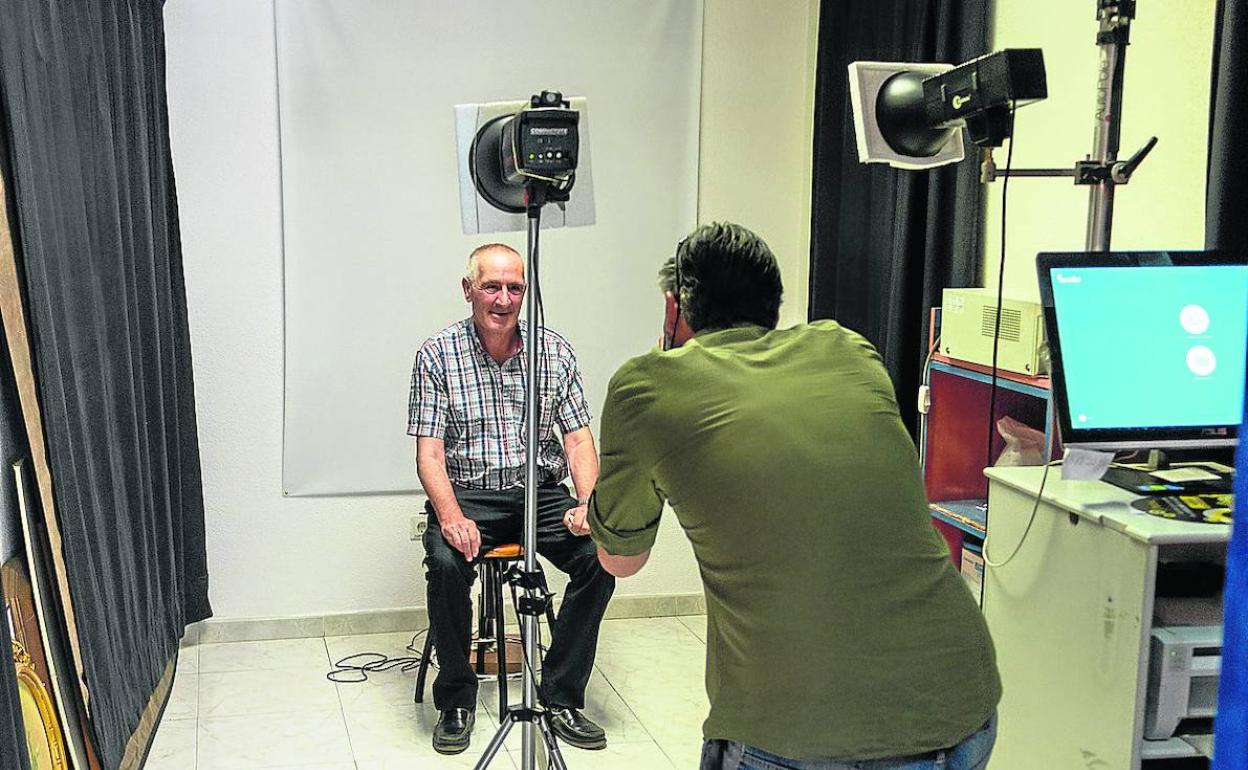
top-left (415, 623), bottom-right (434, 704)
top-left (495, 561), bottom-right (508, 715)
top-left (475, 565), bottom-right (487, 675)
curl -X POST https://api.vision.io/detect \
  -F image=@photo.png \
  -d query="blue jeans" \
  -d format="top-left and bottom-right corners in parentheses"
top-left (699, 715), bottom-right (997, 770)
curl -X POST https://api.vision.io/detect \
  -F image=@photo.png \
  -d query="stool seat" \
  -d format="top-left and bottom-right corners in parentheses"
top-left (485, 543), bottom-right (522, 559)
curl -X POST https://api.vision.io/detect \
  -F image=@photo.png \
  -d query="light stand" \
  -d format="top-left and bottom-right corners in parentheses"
top-left (980, 0), bottom-right (1155, 251)
top-left (473, 191), bottom-right (569, 770)
top-left (466, 91), bottom-right (581, 770)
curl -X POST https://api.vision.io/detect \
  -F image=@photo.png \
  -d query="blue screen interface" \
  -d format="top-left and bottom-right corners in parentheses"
top-left (1050, 264), bottom-right (1248, 430)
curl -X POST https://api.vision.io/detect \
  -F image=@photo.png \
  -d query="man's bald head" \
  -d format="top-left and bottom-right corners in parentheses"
top-left (466, 243), bottom-right (523, 283)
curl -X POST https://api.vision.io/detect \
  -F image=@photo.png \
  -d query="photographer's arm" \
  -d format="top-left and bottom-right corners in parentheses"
top-left (587, 361), bottom-right (663, 577)
top-left (597, 546), bottom-right (650, 578)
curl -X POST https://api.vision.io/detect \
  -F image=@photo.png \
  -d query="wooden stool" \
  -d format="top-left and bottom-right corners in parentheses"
top-left (415, 543), bottom-right (557, 715)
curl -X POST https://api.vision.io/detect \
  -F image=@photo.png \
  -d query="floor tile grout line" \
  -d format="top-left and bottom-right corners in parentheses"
top-left (594, 661), bottom-right (667, 750)
top-left (321, 634), bottom-right (363, 769)
top-left (193, 702), bottom-right (200, 770)
top-left (676, 614), bottom-right (708, 643)
top-left (191, 646), bottom-right (202, 770)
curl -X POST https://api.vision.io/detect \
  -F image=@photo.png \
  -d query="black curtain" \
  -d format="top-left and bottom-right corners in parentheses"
top-left (809, 0), bottom-right (990, 435)
top-left (1207, 0), bottom-right (1246, 252)
top-left (0, 2), bottom-right (211, 767)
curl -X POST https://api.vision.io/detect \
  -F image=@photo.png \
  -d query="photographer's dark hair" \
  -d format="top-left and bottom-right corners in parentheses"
top-left (659, 222), bottom-right (784, 331)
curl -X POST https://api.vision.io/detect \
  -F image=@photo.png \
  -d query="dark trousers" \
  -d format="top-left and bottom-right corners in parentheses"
top-left (422, 483), bottom-right (615, 711)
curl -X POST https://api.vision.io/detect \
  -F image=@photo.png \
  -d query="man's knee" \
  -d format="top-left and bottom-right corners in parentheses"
top-left (423, 529), bottom-right (472, 587)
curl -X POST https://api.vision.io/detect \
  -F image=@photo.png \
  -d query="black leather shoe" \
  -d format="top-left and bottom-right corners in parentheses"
top-left (547, 707), bottom-right (607, 750)
top-left (433, 707), bottom-right (475, 755)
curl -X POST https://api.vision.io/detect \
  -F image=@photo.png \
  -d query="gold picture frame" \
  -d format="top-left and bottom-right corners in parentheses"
top-left (12, 638), bottom-right (68, 770)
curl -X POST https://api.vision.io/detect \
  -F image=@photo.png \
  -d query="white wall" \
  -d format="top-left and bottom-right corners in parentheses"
top-left (164, 0), bottom-right (820, 620)
top-left (699, 0), bottom-right (819, 327)
top-left (985, 0), bottom-right (1217, 299)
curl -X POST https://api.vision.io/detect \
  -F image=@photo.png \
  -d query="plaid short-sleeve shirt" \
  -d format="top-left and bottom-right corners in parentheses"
top-left (408, 319), bottom-right (592, 490)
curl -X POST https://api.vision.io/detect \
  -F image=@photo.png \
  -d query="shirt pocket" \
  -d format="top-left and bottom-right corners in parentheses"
top-left (446, 414), bottom-right (484, 446)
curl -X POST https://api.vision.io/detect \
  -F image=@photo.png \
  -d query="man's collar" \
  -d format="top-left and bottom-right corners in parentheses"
top-left (689, 323), bottom-right (767, 344)
top-left (464, 318), bottom-right (526, 362)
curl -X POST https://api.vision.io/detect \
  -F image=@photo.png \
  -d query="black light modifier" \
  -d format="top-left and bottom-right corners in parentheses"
top-left (469, 90), bottom-right (579, 213)
top-left (877, 49), bottom-right (1047, 155)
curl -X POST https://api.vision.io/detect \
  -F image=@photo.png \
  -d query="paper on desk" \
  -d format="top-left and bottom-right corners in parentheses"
top-left (1152, 467), bottom-right (1221, 483)
top-left (1061, 447), bottom-right (1113, 481)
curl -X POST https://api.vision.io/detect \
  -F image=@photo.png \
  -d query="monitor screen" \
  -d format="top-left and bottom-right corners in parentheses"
top-left (1038, 251), bottom-right (1248, 450)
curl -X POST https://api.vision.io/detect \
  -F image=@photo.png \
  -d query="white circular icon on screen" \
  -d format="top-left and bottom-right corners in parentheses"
top-left (1180, 304), bottom-right (1210, 335)
top-left (1187, 345), bottom-right (1217, 377)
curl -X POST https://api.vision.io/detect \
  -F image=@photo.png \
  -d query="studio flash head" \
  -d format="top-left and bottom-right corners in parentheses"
top-left (469, 90), bottom-right (580, 214)
top-left (849, 49), bottom-right (1047, 170)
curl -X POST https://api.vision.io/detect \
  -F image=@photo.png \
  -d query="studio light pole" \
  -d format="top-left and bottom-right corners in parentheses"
top-left (466, 90), bottom-right (580, 770)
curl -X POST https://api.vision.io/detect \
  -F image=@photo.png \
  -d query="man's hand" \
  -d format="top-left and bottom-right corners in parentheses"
top-left (563, 504), bottom-right (591, 536)
top-left (441, 515), bottom-right (481, 561)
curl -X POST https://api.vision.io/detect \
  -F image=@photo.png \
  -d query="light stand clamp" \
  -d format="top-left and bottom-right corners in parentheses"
top-left (507, 564), bottom-right (556, 618)
top-left (980, 134), bottom-right (1158, 184)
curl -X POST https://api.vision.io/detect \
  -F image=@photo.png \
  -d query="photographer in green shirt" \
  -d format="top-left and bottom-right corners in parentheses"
top-left (588, 222), bottom-right (1001, 769)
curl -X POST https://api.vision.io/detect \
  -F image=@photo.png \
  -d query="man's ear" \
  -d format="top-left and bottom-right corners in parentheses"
top-left (462, 277), bottom-right (472, 303)
top-left (663, 291), bottom-right (678, 338)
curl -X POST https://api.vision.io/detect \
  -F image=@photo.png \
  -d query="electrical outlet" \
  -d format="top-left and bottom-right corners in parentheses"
top-left (410, 515), bottom-right (427, 541)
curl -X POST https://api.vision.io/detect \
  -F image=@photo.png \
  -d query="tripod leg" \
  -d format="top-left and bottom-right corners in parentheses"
top-left (473, 710), bottom-right (515, 770)
top-left (536, 713), bottom-right (569, 770)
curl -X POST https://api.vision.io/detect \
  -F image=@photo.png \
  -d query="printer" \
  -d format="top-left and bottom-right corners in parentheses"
top-left (1144, 625), bottom-right (1221, 740)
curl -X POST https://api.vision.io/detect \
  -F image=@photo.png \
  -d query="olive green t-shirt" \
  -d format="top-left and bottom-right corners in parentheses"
top-left (588, 321), bottom-right (1001, 760)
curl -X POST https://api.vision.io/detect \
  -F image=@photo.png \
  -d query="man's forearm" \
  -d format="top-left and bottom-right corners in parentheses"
top-left (417, 456), bottom-right (466, 524)
top-left (564, 429), bottom-right (599, 502)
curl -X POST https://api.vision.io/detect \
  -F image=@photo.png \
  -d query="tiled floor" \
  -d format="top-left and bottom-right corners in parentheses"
top-left (147, 615), bottom-right (710, 769)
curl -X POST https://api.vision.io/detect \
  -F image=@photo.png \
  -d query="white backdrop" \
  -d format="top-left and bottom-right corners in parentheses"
top-left (278, 0), bottom-right (703, 495)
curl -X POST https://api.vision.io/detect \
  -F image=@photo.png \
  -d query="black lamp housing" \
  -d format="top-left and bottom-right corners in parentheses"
top-left (469, 90), bottom-right (579, 214)
top-left (878, 49), bottom-right (1047, 156)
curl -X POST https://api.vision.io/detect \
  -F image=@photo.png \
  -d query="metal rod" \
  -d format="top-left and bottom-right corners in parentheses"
top-left (996, 168), bottom-right (1076, 178)
top-left (1086, 2), bottom-right (1131, 250)
top-left (993, 165), bottom-right (1073, 175)
top-left (522, 211), bottom-right (541, 770)
top-left (476, 198), bottom-right (566, 770)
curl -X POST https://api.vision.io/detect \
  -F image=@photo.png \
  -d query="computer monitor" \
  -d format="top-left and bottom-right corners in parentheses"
top-left (1037, 251), bottom-right (1248, 452)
